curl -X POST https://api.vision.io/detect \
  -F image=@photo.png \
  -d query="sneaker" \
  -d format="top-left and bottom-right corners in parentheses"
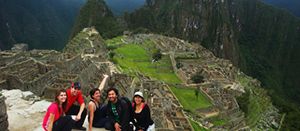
top-left (73, 126), bottom-right (86, 130)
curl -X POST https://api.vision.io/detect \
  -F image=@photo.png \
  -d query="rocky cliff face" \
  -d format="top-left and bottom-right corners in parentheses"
top-left (126, 1), bottom-right (300, 129)
top-left (0, 0), bottom-right (85, 50)
top-left (104, 0), bottom-right (146, 16)
top-left (127, 0), bottom-right (240, 64)
top-left (70, 0), bottom-right (124, 40)
top-left (263, 0), bottom-right (300, 17)
top-left (0, 94), bottom-right (8, 131)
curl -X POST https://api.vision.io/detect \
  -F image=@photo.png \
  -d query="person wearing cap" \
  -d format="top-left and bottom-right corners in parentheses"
top-left (132, 91), bottom-right (154, 131)
top-left (65, 81), bottom-right (87, 130)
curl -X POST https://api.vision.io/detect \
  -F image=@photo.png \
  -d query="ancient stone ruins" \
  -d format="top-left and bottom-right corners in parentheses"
top-left (0, 27), bottom-right (281, 131)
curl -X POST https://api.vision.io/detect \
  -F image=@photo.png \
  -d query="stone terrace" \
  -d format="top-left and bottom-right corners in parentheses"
top-left (124, 34), bottom-right (248, 130)
top-left (133, 76), bottom-right (193, 131)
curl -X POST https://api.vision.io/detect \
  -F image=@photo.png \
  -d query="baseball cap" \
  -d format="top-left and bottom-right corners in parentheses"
top-left (134, 91), bottom-right (143, 98)
top-left (73, 82), bottom-right (81, 90)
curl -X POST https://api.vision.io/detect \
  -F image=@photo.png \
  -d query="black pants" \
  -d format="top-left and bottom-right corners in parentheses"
top-left (65, 104), bottom-right (87, 128)
top-left (93, 105), bottom-right (110, 130)
top-left (53, 116), bottom-right (75, 131)
top-left (104, 118), bottom-right (115, 131)
top-left (105, 118), bottom-right (133, 131)
top-left (93, 117), bottom-right (110, 128)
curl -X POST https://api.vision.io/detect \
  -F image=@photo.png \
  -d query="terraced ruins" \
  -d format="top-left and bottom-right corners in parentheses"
top-left (0, 27), bottom-right (283, 130)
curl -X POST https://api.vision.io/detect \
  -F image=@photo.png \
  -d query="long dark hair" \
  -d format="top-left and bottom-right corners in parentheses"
top-left (54, 88), bottom-right (67, 113)
top-left (89, 88), bottom-right (100, 100)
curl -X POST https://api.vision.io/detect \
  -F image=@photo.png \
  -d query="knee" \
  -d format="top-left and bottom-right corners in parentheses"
top-left (104, 121), bottom-right (113, 130)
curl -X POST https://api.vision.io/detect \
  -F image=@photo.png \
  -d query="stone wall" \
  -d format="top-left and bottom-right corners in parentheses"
top-left (108, 73), bottom-right (135, 98)
top-left (0, 94), bottom-right (8, 131)
top-left (25, 69), bottom-right (58, 95)
top-left (78, 62), bottom-right (110, 95)
top-left (139, 78), bottom-right (193, 131)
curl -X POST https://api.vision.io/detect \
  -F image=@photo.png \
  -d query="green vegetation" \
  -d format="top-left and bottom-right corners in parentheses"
top-left (170, 86), bottom-right (212, 112)
top-left (125, 0), bottom-right (300, 130)
top-left (105, 36), bottom-right (124, 46)
top-left (112, 43), bottom-right (181, 84)
top-left (0, 0), bottom-right (84, 50)
top-left (63, 31), bottom-right (90, 54)
top-left (106, 37), bottom-right (212, 115)
top-left (70, 0), bottom-right (124, 40)
top-left (236, 74), bottom-right (272, 127)
top-left (191, 73), bottom-right (205, 84)
top-left (212, 119), bottom-right (226, 126)
top-left (63, 29), bottom-right (105, 54)
top-left (207, 116), bottom-right (227, 127)
top-left (151, 49), bottom-right (162, 61)
top-left (189, 119), bottom-right (208, 131)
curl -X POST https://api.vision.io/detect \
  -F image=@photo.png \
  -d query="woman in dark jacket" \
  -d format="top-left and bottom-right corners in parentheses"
top-left (132, 91), bottom-right (154, 131)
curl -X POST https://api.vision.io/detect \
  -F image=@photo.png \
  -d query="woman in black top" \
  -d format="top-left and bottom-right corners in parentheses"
top-left (132, 91), bottom-right (154, 131)
top-left (88, 75), bottom-right (109, 131)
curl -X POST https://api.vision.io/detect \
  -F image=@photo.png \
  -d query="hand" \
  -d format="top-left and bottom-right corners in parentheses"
top-left (103, 74), bottom-right (109, 78)
top-left (114, 123), bottom-right (121, 131)
top-left (76, 114), bottom-right (81, 121)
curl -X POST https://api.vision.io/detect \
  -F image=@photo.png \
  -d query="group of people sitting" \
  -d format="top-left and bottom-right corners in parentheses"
top-left (42, 75), bottom-right (154, 131)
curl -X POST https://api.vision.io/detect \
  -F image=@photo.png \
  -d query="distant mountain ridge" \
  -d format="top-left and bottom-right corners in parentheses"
top-left (70, 0), bottom-right (125, 40)
top-left (0, 0), bottom-right (85, 50)
top-left (104, 0), bottom-right (145, 16)
top-left (263, 0), bottom-right (300, 17)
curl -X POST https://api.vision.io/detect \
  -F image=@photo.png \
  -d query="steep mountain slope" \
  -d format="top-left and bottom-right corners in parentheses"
top-left (263, 0), bottom-right (300, 17)
top-left (70, 0), bottom-right (124, 40)
top-left (0, 0), bottom-right (85, 50)
top-left (125, 0), bottom-right (300, 130)
top-left (104, 0), bottom-right (145, 16)
top-left (126, 0), bottom-right (241, 63)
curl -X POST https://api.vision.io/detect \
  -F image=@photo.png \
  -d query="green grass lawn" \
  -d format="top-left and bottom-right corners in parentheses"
top-left (105, 36), bottom-right (124, 46)
top-left (170, 86), bottom-right (212, 112)
top-left (211, 119), bottom-right (226, 126)
top-left (113, 44), bottom-right (181, 84)
top-left (189, 119), bottom-right (209, 131)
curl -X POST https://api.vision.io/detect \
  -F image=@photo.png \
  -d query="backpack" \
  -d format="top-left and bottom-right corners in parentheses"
top-left (120, 97), bottom-right (134, 123)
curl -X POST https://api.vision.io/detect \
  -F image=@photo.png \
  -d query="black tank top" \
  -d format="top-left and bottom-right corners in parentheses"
top-left (89, 100), bottom-right (103, 123)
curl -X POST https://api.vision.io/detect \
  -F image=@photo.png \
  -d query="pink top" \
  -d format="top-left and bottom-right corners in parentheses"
top-left (42, 102), bottom-right (63, 131)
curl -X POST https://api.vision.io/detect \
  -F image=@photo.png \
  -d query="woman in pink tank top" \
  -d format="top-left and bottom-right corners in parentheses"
top-left (42, 88), bottom-right (75, 131)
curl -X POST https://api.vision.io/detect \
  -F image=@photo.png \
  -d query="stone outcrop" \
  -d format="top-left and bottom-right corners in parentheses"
top-left (0, 93), bottom-right (8, 131)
